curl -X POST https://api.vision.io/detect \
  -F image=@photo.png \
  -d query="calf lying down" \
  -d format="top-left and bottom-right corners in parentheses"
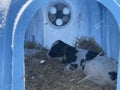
top-left (48, 40), bottom-right (117, 87)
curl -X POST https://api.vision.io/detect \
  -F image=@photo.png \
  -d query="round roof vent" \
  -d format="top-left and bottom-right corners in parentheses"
top-left (47, 1), bottom-right (72, 28)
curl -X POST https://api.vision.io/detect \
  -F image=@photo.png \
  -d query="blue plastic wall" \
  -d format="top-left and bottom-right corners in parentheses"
top-left (0, 0), bottom-right (120, 90)
top-left (25, 0), bottom-right (119, 61)
top-left (96, 1), bottom-right (120, 90)
top-left (0, 1), bottom-right (27, 90)
top-left (0, 0), bottom-right (50, 90)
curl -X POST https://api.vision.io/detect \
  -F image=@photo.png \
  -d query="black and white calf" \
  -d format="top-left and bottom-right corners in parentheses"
top-left (48, 40), bottom-right (117, 87)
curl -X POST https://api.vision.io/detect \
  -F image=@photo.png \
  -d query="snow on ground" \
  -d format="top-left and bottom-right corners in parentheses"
top-left (0, 0), bottom-right (11, 29)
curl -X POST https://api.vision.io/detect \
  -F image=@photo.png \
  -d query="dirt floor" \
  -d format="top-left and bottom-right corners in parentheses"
top-left (25, 48), bottom-right (116, 90)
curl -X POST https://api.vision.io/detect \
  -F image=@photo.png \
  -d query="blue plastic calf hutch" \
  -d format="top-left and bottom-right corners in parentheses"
top-left (0, 0), bottom-right (120, 90)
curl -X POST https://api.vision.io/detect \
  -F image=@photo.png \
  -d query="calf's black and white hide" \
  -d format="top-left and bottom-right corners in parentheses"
top-left (83, 56), bottom-right (117, 87)
top-left (48, 40), bottom-right (100, 66)
top-left (48, 40), bottom-right (117, 87)
top-left (48, 40), bottom-right (78, 65)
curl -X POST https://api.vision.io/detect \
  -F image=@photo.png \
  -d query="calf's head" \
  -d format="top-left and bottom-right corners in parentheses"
top-left (48, 40), bottom-right (78, 64)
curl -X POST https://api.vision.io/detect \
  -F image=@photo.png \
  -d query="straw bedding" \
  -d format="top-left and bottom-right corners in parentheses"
top-left (25, 37), bottom-right (116, 90)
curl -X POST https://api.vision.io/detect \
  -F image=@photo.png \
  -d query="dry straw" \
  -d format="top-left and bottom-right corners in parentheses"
top-left (25, 38), bottom-right (115, 90)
